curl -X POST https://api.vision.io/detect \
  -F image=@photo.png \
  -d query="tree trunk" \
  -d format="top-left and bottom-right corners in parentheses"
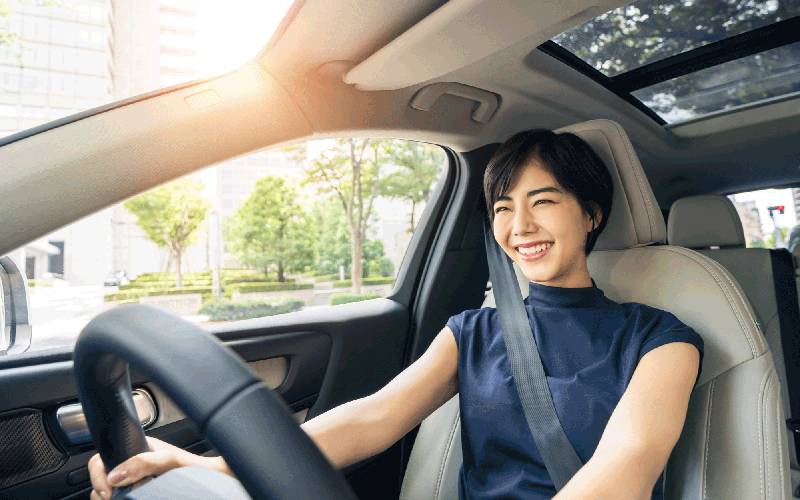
top-left (176, 251), bottom-right (183, 288)
top-left (409, 200), bottom-right (416, 233)
top-left (278, 260), bottom-right (284, 282)
top-left (351, 232), bottom-right (363, 294)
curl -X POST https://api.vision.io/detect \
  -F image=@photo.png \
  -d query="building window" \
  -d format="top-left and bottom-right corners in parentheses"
top-left (222, 184), bottom-right (232, 194)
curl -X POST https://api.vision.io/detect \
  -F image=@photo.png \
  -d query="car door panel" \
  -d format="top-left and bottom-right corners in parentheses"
top-left (0, 299), bottom-right (409, 500)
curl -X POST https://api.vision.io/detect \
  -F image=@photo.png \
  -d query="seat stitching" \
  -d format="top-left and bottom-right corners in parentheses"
top-left (762, 370), bottom-right (772, 499)
top-left (670, 245), bottom-right (764, 352)
top-left (685, 247), bottom-right (766, 352)
top-left (704, 380), bottom-right (715, 500)
top-left (760, 364), bottom-right (773, 500)
top-left (436, 405), bottom-right (460, 500)
top-left (652, 246), bottom-right (760, 356)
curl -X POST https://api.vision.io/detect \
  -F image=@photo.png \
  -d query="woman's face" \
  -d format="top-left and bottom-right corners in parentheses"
top-left (491, 161), bottom-right (600, 288)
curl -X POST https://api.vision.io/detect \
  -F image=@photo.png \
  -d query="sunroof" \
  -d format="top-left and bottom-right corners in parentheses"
top-left (545, 0), bottom-right (800, 125)
top-left (632, 41), bottom-right (800, 123)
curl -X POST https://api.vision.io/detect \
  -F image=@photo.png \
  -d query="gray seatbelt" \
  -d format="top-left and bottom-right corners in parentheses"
top-left (483, 217), bottom-right (584, 491)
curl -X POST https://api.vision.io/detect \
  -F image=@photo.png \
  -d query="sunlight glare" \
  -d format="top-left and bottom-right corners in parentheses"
top-left (196, 0), bottom-right (295, 79)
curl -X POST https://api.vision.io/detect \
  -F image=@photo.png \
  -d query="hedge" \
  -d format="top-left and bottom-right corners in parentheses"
top-left (199, 297), bottom-right (304, 322)
top-left (314, 274), bottom-right (339, 283)
top-left (331, 277), bottom-right (395, 288)
top-left (104, 286), bottom-right (212, 302)
top-left (28, 280), bottom-right (53, 288)
top-left (330, 292), bottom-right (382, 306)
top-left (223, 277), bottom-right (295, 286)
top-left (120, 280), bottom-right (211, 290)
top-left (231, 282), bottom-right (313, 294)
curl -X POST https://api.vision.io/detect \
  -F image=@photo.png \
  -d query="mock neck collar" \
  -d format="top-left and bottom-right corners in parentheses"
top-left (525, 278), bottom-right (604, 308)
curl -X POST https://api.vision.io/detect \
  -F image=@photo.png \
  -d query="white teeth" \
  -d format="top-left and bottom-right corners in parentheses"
top-left (517, 242), bottom-right (552, 255)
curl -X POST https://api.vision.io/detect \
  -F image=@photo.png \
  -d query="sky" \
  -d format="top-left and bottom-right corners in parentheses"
top-left (195, 0), bottom-right (295, 79)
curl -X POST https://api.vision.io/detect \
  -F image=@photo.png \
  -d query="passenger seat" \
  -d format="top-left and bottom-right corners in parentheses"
top-left (668, 194), bottom-right (800, 494)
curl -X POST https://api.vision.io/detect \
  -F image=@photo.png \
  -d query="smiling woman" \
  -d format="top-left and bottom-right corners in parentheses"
top-left (484, 128), bottom-right (613, 288)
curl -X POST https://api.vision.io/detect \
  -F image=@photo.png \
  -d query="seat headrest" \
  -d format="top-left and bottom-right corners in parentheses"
top-left (667, 194), bottom-right (746, 249)
top-left (554, 120), bottom-right (665, 251)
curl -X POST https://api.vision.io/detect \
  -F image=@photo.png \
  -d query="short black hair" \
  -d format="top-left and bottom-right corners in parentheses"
top-left (483, 128), bottom-right (614, 256)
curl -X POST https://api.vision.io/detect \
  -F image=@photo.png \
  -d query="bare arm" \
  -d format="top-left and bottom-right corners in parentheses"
top-left (299, 325), bottom-right (459, 469)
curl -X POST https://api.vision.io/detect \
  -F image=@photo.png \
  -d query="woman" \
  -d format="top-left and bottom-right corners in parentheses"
top-left (89, 129), bottom-right (703, 500)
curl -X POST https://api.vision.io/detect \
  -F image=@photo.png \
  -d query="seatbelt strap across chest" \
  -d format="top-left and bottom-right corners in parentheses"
top-left (483, 217), bottom-right (584, 491)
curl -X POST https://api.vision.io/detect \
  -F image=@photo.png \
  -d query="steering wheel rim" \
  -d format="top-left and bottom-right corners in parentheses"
top-left (73, 304), bottom-right (357, 500)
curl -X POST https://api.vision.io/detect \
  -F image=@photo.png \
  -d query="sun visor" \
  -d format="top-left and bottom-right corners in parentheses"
top-left (343, 0), bottom-right (626, 91)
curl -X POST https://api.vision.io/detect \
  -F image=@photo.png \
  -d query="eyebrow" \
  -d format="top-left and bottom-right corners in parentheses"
top-left (495, 186), bottom-right (563, 203)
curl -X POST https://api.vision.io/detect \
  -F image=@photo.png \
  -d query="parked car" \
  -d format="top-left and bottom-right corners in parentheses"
top-left (0, 0), bottom-right (798, 499)
top-left (103, 270), bottom-right (130, 287)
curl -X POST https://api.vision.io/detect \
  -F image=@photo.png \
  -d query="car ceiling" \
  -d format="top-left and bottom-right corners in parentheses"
top-left (0, 0), bottom-right (799, 257)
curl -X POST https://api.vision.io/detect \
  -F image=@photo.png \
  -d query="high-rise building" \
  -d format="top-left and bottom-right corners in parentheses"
top-left (0, 0), bottom-right (115, 136)
top-left (0, 0), bottom-right (116, 283)
top-left (112, 0), bottom-right (197, 100)
top-left (729, 198), bottom-right (763, 247)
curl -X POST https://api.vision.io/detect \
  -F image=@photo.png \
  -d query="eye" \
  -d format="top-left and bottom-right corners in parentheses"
top-left (494, 206), bottom-right (509, 214)
top-left (533, 199), bottom-right (552, 206)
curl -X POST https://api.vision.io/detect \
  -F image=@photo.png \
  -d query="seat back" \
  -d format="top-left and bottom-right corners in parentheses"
top-left (668, 194), bottom-right (800, 477)
top-left (400, 120), bottom-right (791, 500)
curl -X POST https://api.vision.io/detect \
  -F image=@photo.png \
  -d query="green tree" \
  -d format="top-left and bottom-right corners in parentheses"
top-left (295, 139), bottom-right (392, 293)
top-left (380, 141), bottom-right (444, 233)
top-left (225, 176), bottom-right (313, 282)
top-left (124, 177), bottom-right (211, 288)
top-left (764, 227), bottom-right (790, 248)
top-left (308, 196), bottom-right (384, 278)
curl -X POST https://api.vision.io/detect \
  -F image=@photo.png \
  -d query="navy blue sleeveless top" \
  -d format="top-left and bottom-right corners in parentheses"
top-left (445, 278), bottom-right (704, 500)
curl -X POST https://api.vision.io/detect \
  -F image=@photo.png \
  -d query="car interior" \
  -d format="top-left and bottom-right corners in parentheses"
top-left (0, 0), bottom-right (799, 498)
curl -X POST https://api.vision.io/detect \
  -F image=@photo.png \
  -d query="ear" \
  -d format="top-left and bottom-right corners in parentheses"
top-left (586, 201), bottom-right (602, 232)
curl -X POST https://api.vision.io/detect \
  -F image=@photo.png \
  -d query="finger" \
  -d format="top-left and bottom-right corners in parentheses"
top-left (88, 454), bottom-right (111, 500)
top-left (107, 451), bottom-right (178, 488)
top-left (90, 490), bottom-right (102, 500)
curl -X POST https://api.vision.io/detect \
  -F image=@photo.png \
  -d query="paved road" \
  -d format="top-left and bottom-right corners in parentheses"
top-left (22, 286), bottom-right (337, 353)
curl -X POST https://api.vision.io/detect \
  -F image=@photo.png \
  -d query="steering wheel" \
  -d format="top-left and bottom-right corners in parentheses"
top-left (73, 304), bottom-right (358, 500)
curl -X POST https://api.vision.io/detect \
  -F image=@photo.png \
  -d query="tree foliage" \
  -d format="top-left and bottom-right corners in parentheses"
top-left (380, 141), bottom-right (444, 233)
top-left (308, 196), bottom-right (385, 278)
top-left (124, 177), bottom-right (211, 288)
top-left (553, 0), bottom-right (800, 121)
top-left (225, 176), bottom-right (313, 282)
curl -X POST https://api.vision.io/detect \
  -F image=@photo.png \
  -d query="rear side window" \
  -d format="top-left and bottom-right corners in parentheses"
top-left (4, 139), bottom-right (447, 354)
top-left (727, 187), bottom-right (799, 250)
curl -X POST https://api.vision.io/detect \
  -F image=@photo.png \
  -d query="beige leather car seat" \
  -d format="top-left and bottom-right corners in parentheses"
top-left (668, 193), bottom-right (800, 496)
top-left (400, 120), bottom-right (791, 500)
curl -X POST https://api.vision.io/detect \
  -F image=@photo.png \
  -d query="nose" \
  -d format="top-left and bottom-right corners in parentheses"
top-left (511, 203), bottom-right (536, 235)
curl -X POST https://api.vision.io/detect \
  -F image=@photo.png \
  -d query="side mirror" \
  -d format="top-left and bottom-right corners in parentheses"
top-left (0, 256), bottom-right (32, 355)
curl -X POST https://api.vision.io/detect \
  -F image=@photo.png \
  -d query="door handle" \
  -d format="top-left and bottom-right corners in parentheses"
top-left (56, 388), bottom-right (157, 446)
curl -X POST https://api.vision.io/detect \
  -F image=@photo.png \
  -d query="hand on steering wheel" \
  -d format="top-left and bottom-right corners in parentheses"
top-left (73, 304), bottom-right (357, 500)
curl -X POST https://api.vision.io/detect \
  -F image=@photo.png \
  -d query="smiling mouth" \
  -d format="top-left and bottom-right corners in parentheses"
top-left (515, 242), bottom-right (553, 256)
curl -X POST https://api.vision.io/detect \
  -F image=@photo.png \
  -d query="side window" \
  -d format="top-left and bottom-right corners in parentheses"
top-left (727, 187), bottom-right (799, 250)
top-left (7, 138), bottom-right (447, 353)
